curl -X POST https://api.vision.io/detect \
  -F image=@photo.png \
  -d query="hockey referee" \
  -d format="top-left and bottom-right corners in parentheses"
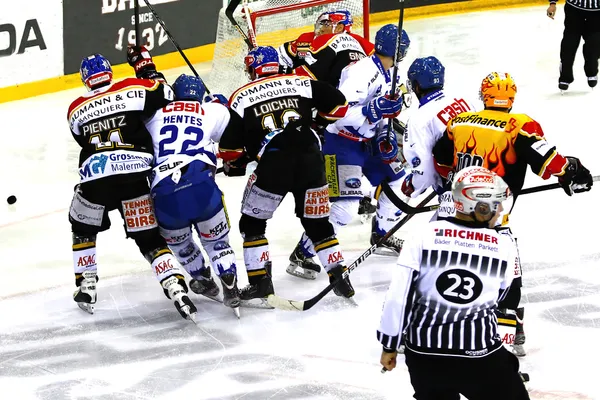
top-left (376, 167), bottom-right (529, 400)
top-left (547, 0), bottom-right (600, 90)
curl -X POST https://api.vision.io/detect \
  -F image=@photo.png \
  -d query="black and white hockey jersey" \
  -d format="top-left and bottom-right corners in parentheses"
top-left (67, 78), bottom-right (174, 182)
top-left (377, 218), bottom-right (518, 358)
top-left (219, 74), bottom-right (348, 162)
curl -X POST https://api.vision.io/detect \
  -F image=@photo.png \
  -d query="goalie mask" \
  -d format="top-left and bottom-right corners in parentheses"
top-left (244, 46), bottom-right (280, 80)
top-left (452, 166), bottom-right (512, 220)
top-left (314, 10), bottom-right (353, 36)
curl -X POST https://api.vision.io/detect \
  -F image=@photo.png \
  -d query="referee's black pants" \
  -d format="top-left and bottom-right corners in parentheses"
top-left (404, 346), bottom-right (530, 400)
top-left (560, 3), bottom-right (600, 82)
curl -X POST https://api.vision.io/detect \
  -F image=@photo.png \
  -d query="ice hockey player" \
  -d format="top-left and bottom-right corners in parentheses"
top-left (378, 166), bottom-right (530, 400)
top-left (278, 9), bottom-right (373, 86)
top-left (287, 24), bottom-right (410, 279)
top-left (218, 46), bottom-right (355, 303)
top-left (400, 56), bottom-right (475, 218)
top-left (67, 47), bottom-right (197, 321)
top-left (433, 71), bottom-right (594, 356)
top-left (143, 74), bottom-right (241, 317)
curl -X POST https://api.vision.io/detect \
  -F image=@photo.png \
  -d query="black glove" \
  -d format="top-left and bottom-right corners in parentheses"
top-left (558, 156), bottom-right (593, 196)
top-left (223, 154), bottom-right (251, 177)
top-left (126, 45), bottom-right (165, 80)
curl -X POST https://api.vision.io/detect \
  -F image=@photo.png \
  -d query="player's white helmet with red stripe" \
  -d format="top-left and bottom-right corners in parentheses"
top-left (452, 166), bottom-right (511, 216)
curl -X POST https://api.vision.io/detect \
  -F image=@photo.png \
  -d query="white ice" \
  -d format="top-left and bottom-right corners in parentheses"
top-left (1, 5), bottom-right (600, 399)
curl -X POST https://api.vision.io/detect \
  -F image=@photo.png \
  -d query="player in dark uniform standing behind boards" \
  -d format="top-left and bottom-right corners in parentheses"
top-left (218, 46), bottom-right (354, 304)
top-left (377, 166), bottom-right (530, 400)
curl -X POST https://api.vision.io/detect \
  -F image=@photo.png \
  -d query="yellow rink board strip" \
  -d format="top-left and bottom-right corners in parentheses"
top-left (0, 0), bottom-right (542, 104)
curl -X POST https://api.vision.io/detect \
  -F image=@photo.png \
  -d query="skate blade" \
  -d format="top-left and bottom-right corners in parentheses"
top-left (239, 298), bottom-right (274, 309)
top-left (511, 345), bottom-right (526, 357)
top-left (286, 265), bottom-right (317, 280)
top-left (373, 247), bottom-right (400, 257)
top-left (203, 294), bottom-right (224, 304)
top-left (77, 302), bottom-right (95, 314)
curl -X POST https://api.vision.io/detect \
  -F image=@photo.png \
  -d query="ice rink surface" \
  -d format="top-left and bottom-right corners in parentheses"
top-left (1, 5), bottom-right (600, 399)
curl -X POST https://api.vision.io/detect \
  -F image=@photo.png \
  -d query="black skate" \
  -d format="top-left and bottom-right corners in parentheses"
top-left (189, 268), bottom-right (221, 303)
top-left (73, 271), bottom-right (98, 315)
top-left (327, 264), bottom-right (355, 299)
top-left (239, 261), bottom-right (274, 309)
top-left (358, 196), bottom-right (376, 224)
top-left (219, 273), bottom-right (241, 318)
top-left (588, 76), bottom-right (598, 88)
top-left (287, 242), bottom-right (321, 280)
top-left (371, 219), bottom-right (404, 256)
top-left (558, 81), bottom-right (570, 91)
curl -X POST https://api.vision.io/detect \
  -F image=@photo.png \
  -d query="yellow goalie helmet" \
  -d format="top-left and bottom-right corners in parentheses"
top-left (480, 72), bottom-right (517, 109)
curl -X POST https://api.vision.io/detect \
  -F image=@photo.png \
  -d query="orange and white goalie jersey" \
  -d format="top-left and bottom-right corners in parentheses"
top-left (433, 109), bottom-right (569, 197)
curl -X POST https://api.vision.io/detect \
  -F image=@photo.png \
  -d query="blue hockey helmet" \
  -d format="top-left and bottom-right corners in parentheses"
top-left (375, 24), bottom-right (410, 60)
top-left (79, 54), bottom-right (112, 90)
top-left (407, 56), bottom-right (446, 91)
top-left (173, 74), bottom-right (206, 102)
top-left (80, 54), bottom-right (113, 91)
top-left (314, 9), bottom-right (353, 35)
top-left (244, 46), bottom-right (280, 79)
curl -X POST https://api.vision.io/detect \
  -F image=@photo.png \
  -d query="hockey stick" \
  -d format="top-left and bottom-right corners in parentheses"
top-left (225, 0), bottom-right (256, 50)
top-left (134, 0), bottom-right (141, 46)
top-left (385, 0), bottom-right (406, 142)
top-left (139, 0), bottom-right (211, 94)
top-left (380, 175), bottom-right (600, 215)
top-left (266, 191), bottom-right (437, 312)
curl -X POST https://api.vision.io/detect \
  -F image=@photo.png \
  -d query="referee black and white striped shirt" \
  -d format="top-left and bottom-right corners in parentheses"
top-left (377, 218), bottom-right (518, 358)
top-left (551, 0), bottom-right (600, 10)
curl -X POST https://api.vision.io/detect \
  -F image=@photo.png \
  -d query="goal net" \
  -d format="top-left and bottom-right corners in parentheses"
top-left (208, 0), bottom-right (370, 98)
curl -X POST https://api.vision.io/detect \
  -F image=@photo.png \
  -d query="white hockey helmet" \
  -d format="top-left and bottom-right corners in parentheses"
top-left (452, 166), bottom-right (511, 217)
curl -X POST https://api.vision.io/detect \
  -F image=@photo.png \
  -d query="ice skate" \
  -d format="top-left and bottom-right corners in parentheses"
top-left (162, 275), bottom-right (198, 322)
top-left (287, 241), bottom-right (321, 280)
top-left (239, 261), bottom-right (275, 309)
top-left (512, 307), bottom-right (526, 357)
top-left (73, 270), bottom-right (98, 314)
top-left (189, 267), bottom-right (221, 303)
top-left (327, 264), bottom-right (355, 299)
top-left (371, 219), bottom-right (404, 256)
top-left (558, 81), bottom-right (570, 91)
top-left (358, 196), bottom-right (376, 224)
top-left (219, 273), bottom-right (241, 318)
top-left (588, 75), bottom-right (598, 88)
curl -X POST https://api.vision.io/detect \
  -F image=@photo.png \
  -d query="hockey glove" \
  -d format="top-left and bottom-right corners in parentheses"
top-left (362, 95), bottom-right (403, 124)
top-left (376, 131), bottom-right (399, 164)
top-left (127, 45), bottom-right (164, 81)
top-left (222, 153), bottom-right (251, 177)
top-left (204, 94), bottom-right (228, 105)
top-left (558, 156), bottom-right (593, 196)
top-left (401, 173), bottom-right (415, 197)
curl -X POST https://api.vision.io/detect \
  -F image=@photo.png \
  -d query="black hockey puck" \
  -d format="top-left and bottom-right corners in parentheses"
top-left (6, 195), bottom-right (16, 205)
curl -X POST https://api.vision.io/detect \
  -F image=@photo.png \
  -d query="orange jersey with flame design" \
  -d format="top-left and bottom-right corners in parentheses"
top-left (433, 109), bottom-right (569, 196)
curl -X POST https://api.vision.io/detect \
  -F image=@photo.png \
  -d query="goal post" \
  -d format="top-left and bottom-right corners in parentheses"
top-left (208, 0), bottom-right (371, 98)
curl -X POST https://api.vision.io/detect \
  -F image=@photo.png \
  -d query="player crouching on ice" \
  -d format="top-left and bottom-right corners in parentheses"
top-left (68, 49), bottom-right (197, 321)
top-left (218, 46), bottom-right (355, 304)
top-left (143, 74), bottom-right (242, 318)
top-left (378, 167), bottom-right (530, 400)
